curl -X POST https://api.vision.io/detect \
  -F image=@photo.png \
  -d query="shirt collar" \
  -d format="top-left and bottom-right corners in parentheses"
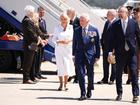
top-left (110, 18), bottom-right (116, 23)
top-left (121, 17), bottom-right (128, 23)
top-left (82, 24), bottom-right (89, 30)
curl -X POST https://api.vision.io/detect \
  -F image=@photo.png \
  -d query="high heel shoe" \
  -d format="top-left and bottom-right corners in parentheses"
top-left (58, 86), bottom-right (62, 91)
top-left (64, 87), bottom-right (68, 91)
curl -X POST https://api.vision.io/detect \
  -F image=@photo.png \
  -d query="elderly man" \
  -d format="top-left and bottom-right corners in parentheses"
top-left (108, 6), bottom-right (140, 103)
top-left (97, 9), bottom-right (117, 85)
top-left (67, 8), bottom-right (80, 83)
top-left (73, 13), bottom-right (100, 100)
top-left (22, 5), bottom-right (39, 84)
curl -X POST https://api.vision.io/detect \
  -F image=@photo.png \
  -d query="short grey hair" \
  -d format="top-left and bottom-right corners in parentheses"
top-left (108, 9), bottom-right (117, 17)
top-left (24, 5), bottom-right (35, 16)
top-left (80, 13), bottom-right (90, 21)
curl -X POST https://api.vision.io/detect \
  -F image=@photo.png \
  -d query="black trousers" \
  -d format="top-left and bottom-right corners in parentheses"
top-left (115, 51), bottom-right (139, 96)
top-left (35, 47), bottom-right (44, 77)
top-left (23, 48), bottom-right (35, 81)
top-left (102, 52), bottom-right (116, 82)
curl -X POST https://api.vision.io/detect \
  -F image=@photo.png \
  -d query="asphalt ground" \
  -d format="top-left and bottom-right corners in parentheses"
top-left (0, 59), bottom-right (140, 105)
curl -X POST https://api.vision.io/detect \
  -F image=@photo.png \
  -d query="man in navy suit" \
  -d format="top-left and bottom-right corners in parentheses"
top-left (97, 9), bottom-right (117, 85)
top-left (73, 13), bottom-right (100, 100)
top-left (34, 6), bottom-right (48, 80)
top-left (108, 6), bottom-right (140, 103)
top-left (67, 8), bottom-right (80, 83)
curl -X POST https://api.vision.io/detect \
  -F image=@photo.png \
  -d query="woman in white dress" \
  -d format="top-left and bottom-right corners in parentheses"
top-left (52, 13), bottom-right (75, 91)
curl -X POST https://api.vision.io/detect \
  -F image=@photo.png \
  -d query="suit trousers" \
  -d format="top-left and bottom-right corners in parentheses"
top-left (35, 47), bottom-right (43, 77)
top-left (23, 48), bottom-right (35, 81)
top-left (76, 60), bottom-right (94, 96)
top-left (115, 51), bottom-right (139, 96)
top-left (102, 52), bottom-right (116, 82)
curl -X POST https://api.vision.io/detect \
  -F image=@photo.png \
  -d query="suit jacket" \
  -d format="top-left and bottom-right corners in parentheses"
top-left (22, 16), bottom-right (38, 48)
top-left (39, 18), bottom-right (47, 34)
top-left (70, 16), bottom-right (80, 29)
top-left (109, 18), bottom-right (140, 55)
top-left (101, 19), bottom-right (117, 54)
top-left (73, 24), bottom-right (100, 64)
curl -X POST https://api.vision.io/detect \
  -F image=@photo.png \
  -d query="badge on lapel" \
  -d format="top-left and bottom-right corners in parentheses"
top-left (87, 31), bottom-right (97, 43)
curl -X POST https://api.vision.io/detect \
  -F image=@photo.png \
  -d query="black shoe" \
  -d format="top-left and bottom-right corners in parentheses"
top-left (126, 79), bottom-right (131, 84)
top-left (68, 76), bottom-right (74, 82)
top-left (132, 96), bottom-right (139, 103)
top-left (73, 79), bottom-right (78, 83)
top-left (40, 76), bottom-right (47, 79)
top-left (31, 78), bottom-right (39, 83)
top-left (23, 80), bottom-right (36, 84)
top-left (97, 80), bottom-right (108, 84)
top-left (116, 95), bottom-right (122, 101)
top-left (86, 90), bottom-right (92, 98)
top-left (78, 96), bottom-right (86, 101)
top-left (108, 81), bottom-right (114, 85)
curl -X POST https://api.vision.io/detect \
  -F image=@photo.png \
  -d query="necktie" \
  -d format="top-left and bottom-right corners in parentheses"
top-left (107, 22), bottom-right (111, 30)
top-left (82, 27), bottom-right (86, 36)
top-left (122, 21), bottom-right (129, 51)
top-left (122, 21), bottom-right (126, 34)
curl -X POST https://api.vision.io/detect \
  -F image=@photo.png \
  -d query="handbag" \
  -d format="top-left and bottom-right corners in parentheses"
top-left (28, 42), bottom-right (38, 51)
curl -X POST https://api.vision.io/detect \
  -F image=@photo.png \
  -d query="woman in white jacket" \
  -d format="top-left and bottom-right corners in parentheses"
top-left (52, 13), bottom-right (75, 91)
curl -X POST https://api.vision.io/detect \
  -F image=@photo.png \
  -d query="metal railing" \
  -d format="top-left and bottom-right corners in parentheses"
top-left (32, 0), bottom-right (59, 20)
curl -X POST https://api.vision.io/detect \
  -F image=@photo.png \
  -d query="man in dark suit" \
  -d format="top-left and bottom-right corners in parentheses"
top-left (73, 13), bottom-right (100, 100)
top-left (108, 6), bottom-right (140, 103)
top-left (34, 6), bottom-right (48, 79)
top-left (97, 9), bottom-right (117, 85)
top-left (67, 8), bottom-right (80, 83)
top-left (22, 5), bottom-right (38, 84)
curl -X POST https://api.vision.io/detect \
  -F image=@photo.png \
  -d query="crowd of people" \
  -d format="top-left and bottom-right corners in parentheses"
top-left (21, 5), bottom-right (140, 103)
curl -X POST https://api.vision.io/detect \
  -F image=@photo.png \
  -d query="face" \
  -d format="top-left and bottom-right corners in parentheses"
top-left (67, 10), bottom-right (75, 20)
top-left (80, 16), bottom-right (89, 27)
top-left (107, 11), bottom-right (113, 21)
top-left (60, 15), bottom-right (69, 28)
top-left (38, 9), bottom-right (45, 17)
top-left (133, 11), bottom-right (140, 20)
top-left (118, 7), bottom-right (128, 19)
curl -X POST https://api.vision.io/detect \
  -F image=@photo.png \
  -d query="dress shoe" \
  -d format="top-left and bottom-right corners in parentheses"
top-left (68, 76), bottom-right (74, 82)
top-left (132, 96), bottom-right (139, 103)
top-left (78, 96), bottom-right (86, 101)
top-left (31, 78), bottom-right (39, 83)
top-left (126, 79), bottom-right (131, 84)
top-left (73, 79), bottom-right (78, 83)
top-left (115, 95), bottom-right (122, 101)
top-left (97, 80), bottom-right (108, 84)
top-left (86, 90), bottom-right (92, 98)
top-left (23, 80), bottom-right (35, 84)
top-left (108, 81), bottom-right (114, 85)
top-left (40, 76), bottom-right (47, 79)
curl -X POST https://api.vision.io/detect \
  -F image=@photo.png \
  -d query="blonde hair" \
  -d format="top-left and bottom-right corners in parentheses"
top-left (32, 12), bottom-right (39, 26)
top-left (60, 12), bottom-right (70, 24)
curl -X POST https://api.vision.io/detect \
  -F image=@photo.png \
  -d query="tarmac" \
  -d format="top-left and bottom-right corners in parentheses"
top-left (0, 58), bottom-right (140, 105)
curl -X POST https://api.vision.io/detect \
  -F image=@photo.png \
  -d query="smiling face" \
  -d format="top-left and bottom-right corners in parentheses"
top-left (60, 13), bottom-right (70, 28)
top-left (80, 15), bottom-right (89, 28)
top-left (118, 7), bottom-right (128, 20)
